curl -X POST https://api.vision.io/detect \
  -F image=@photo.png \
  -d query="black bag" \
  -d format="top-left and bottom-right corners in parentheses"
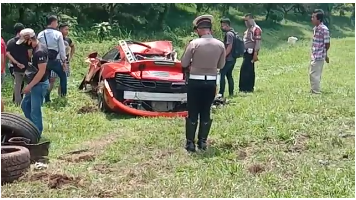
top-left (43, 31), bottom-right (58, 60)
top-left (24, 62), bottom-right (38, 84)
top-left (227, 31), bottom-right (245, 59)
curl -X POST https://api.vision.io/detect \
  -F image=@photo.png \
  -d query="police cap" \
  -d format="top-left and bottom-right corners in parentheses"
top-left (193, 14), bottom-right (214, 29)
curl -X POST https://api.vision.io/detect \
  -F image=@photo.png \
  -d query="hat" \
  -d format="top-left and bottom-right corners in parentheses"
top-left (16, 28), bottom-right (36, 45)
top-left (193, 14), bottom-right (214, 28)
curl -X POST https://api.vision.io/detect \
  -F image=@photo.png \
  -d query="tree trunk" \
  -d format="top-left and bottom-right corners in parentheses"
top-left (18, 6), bottom-right (25, 22)
top-left (157, 3), bottom-right (170, 29)
top-left (196, 3), bottom-right (203, 13)
top-left (265, 4), bottom-right (273, 21)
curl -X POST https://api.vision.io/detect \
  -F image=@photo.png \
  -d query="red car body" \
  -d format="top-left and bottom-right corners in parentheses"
top-left (79, 40), bottom-right (188, 117)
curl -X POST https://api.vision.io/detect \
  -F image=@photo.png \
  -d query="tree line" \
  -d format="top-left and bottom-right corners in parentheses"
top-left (1, 3), bottom-right (354, 40)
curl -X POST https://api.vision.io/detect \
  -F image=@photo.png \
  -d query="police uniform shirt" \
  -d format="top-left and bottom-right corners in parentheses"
top-left (243, 25), bottom-right (262, 51)
top-left (181, 35), bottom-right (226, 76)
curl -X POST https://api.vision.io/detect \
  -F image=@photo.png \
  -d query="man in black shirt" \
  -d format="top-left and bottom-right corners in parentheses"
top-left (6, 23), bottom-right (30, 105)
top-left (219, 18), bottom-right (238, 97)
top-left (17, 28), bottom-right (49, 136)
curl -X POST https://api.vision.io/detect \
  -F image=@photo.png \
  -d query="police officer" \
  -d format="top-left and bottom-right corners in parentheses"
top-left (239, 13), bottom-right (262, 93)
top-left (181, 15), bottom-right (226, 152)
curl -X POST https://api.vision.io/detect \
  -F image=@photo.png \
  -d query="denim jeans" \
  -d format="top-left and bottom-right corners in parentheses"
top-left (45, 59), bottom-right (67, 102)
top-left (21, 80), bottom-right (49, 135)
top-left (219, 59), bottom-right (237, 96)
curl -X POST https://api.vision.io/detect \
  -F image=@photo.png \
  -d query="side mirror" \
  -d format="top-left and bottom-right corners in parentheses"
top-left (88, 52), bottom-right (98, 58)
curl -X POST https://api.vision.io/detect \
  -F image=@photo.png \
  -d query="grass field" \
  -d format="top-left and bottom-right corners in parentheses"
top-left (1, 10), bottom-right (355, 198)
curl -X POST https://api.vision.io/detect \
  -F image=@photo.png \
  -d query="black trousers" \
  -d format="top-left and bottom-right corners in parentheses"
top-left (187, 79), bottom-right (216, 122)
top-left (239, 52), bottom-right (255, 92)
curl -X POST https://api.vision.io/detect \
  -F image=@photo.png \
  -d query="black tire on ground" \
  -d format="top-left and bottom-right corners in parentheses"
top-left (1, 112), bottom-right (40, 144)
top-left (1, 146), bottom-right (31, 184)
top-left (98, 93), bottom-right (111, 113)
top-left (98, 80), bottom-right (111, 113)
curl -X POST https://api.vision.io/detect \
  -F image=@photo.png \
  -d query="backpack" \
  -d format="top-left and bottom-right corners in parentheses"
top-left (225, 30), bottom-right (244, 59)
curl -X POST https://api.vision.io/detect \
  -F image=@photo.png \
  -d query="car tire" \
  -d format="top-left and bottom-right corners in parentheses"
top-left (1, 112), bottom-right (40, 144)
top-left (98, 81), bottom-right (111, 113)
top-left (1, 146), bottom-right (31, 184)
top-left (98, 94), bottom-right (110, 113)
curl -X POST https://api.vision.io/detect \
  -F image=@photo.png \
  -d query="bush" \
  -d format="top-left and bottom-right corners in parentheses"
top-left (269, 10), bottom-right (284, 23)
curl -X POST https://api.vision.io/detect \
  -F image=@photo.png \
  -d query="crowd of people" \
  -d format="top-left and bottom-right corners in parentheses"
top-left (181, 9), bottom-right (330, 152)
top-left (1, 15), bottom-right (75, 136)
top-left (0, 9), bottom-right (330, 153)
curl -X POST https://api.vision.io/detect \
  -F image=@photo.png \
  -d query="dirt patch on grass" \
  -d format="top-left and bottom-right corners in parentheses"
top-left (247, 164), bottom-right (265, 175)
top-left (57, 134), bottom-right (119, 163)
top-left (77, 105), bottom-right (98, 114)
top-left (91, 163), bottom-right (115, 174)
top-left (58, 150), bottom-right (96, 162)
top-left (237, 150), bottom-right (248, 160)
top-left (285, 134), bottom-right (310, 153)
top-left (22, 172), bottom-right (84, 189)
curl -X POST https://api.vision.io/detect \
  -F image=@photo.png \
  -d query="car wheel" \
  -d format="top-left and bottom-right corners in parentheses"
top-left (1, 145), bottom-right (31, 184)
top-left (1, 112), bottom-right (40, 144)
top-left (98, 80), bottom-right (111, 113)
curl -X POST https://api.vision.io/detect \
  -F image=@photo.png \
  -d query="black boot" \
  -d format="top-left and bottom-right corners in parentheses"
top-left (197, 119), bottom-right (213, 150)
top-left (185, 118), bottom-right (198, 152)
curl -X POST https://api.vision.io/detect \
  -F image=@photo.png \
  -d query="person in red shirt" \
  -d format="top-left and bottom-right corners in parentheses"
top-left (1, 37), bottom-right (6, 111)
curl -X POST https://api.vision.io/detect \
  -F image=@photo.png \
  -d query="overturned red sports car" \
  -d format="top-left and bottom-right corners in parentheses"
top-left (79, 40), bottom-right (189, 117)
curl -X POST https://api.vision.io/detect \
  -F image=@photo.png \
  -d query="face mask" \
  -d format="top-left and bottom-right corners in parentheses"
top-left (221, 28), bottom-right (227, 32)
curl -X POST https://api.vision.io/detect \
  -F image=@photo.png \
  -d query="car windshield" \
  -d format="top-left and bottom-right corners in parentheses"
top-left (102, 48), bottom-right (120, 61)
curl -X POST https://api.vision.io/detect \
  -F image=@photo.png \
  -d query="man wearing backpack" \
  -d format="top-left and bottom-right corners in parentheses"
top-left (219, 18), bottom-right (244, 97)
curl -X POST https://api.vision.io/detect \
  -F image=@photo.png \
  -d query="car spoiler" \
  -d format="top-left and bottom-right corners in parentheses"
top-left (130, 60), bottom-right (182, 74)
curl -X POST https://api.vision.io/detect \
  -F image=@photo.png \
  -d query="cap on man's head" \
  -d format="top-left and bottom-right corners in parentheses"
top-left (14, 23), bottom-right (25, 34)
top-left (16, 28), bottom-right (36, 45)
top-left (193, 14), bottom-right (214, 29)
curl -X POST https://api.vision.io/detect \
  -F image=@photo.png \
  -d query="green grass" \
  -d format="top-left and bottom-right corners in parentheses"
top-left (1, 10), bottom-right (355, 197)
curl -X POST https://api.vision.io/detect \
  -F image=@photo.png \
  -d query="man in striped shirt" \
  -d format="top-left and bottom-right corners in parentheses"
top-left (310, 9), bottom-right (330, 94)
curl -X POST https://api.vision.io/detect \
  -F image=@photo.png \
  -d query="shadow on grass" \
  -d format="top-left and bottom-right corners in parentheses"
top-left (103, 112), bottom-right (136, 121)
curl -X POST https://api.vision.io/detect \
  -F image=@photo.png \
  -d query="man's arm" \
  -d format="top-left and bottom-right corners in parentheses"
top-left (1, 54), bottom-right (5, 72)
top-left (225, 32), bottom-right (234, 57)
top-left (68, 38), bottom-right (75, 60)
top-left (57, 33), bottom-right (67, 63)
top-left (217, 45), bottom-right (226, 69)
top-left (253, 27), bottom-right (262, 54)
top-left (324, 28), bottom-right (330, 52)
top-left (181, 42), bottom-right (194, 68)
top-left (27, 51), bottom-right (47, 88)
top-left (1, 41), bottom-right (6, 71)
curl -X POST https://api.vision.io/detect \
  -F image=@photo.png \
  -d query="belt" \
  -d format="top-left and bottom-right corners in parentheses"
top-left (189, 74), bottom-right (217, 80)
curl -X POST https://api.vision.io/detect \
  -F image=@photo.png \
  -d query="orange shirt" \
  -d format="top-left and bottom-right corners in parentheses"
top-left (1, 37), bottom-right (6, 74)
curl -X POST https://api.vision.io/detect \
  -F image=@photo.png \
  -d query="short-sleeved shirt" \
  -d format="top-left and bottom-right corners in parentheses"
top-left (181, 34), bottom-right (226, 76)
top-left (31, 43), bottom-right (49, 82)
top-left (63, 37), bottom-right (73, 61)
top-left (1, 37), bottom-right (6, 74)
top-left (6, 36), bottom-right (32, 72)
top-left (311, 23), bottom-right (330, 61)
top-left (224, 30), bottom-right (235, 61)
top-left (243, 25), bottom-right (262, 49)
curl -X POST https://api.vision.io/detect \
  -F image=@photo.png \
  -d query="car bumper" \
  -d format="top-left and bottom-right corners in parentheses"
top-left (103, 80), bottom-right (188, 117)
